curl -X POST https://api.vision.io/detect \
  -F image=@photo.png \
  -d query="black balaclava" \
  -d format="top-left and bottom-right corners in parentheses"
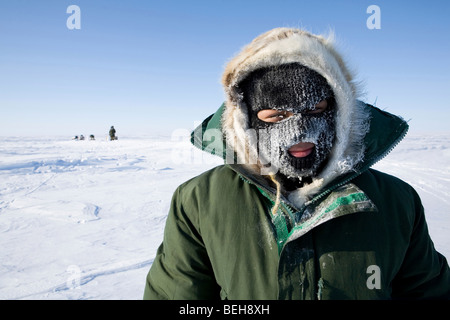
top-left (239, 63), bottom-right (336, 189)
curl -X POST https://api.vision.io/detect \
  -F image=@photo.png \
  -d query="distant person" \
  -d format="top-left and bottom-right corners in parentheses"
top-left (109, 126), bottom-right (116, 141)
top-left (80, 135), bottom-right (85, 140)
top-left (90, 134), bottom-right (95, 140)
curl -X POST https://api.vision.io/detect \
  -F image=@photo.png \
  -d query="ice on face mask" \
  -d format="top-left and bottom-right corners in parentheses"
top-left (256, 109), bottom-right (336, 179)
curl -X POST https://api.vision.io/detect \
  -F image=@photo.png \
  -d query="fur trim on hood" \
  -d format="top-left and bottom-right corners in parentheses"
top-left (220, 27), bottom-right (371, 208)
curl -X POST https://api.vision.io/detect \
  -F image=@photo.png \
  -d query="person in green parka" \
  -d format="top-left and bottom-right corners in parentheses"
top-left (144, 28), bottom-right (450, 300)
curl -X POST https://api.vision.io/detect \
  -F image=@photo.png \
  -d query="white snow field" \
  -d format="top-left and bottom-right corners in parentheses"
top-left (0, 133), bottom-right (449, 300)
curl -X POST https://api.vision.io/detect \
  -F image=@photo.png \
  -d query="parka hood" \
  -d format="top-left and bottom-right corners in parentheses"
top-left (192, 28), bottom-right (408, 208)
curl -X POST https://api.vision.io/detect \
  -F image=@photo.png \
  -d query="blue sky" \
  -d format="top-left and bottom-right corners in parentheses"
top-left (1, 0), bottom-right (449, 137)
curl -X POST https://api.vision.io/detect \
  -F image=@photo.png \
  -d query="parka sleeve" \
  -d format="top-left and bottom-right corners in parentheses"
top-left (391, 188), bottom-right (450, 299)
top-left (143, 186), bottom-right (220, 300)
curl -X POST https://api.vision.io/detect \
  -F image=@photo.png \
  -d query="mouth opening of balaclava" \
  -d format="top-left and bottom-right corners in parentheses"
top-left (238, 63), bottom-right (337, 189)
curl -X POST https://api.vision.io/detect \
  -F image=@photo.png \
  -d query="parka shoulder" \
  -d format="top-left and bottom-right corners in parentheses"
top-left (353, 168), bottom-right (420, 224)
top-left (175, 165), bottom-right (252, 212)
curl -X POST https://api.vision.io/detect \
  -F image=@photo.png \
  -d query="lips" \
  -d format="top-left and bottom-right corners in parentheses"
top-left (288, 142), bottom-right (315, 158)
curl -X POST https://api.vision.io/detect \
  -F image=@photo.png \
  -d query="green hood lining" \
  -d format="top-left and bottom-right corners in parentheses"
top-left (258, 183), bottom-right (378, 254)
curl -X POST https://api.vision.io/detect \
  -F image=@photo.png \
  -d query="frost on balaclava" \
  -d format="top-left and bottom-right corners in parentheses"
top-left (239, 63), bottom-right (336, 188)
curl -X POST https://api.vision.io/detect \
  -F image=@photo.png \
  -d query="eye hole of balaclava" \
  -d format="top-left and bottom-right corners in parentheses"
top-left (238, 63), bottom-right (337, 186)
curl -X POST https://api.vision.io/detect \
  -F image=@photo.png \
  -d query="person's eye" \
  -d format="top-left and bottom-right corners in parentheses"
top-left (269, 113), bottom-right (286, 119)
top-left (306, 100), bottom-right (328, 114)
top-left (257, 110), bottom-right (294, 123)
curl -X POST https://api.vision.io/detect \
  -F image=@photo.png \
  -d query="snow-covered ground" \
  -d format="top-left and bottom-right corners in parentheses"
top-left (0, 133), bottom-right (449, 299)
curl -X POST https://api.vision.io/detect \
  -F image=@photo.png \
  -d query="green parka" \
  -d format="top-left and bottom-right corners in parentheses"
top-left (144, 102), bottom-right (450, 300)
